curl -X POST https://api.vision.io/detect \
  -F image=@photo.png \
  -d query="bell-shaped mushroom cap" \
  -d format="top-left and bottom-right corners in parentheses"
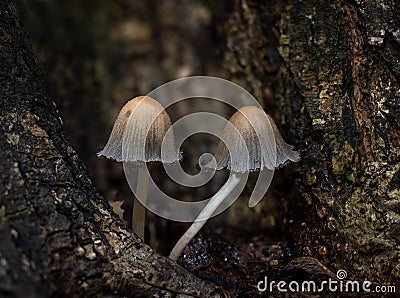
top-left (214, 106), bottom-right (300, 172)
top-left (266, 114), bottom-right (301, 168)
top-left (97, 96), bottom-right (180, 163)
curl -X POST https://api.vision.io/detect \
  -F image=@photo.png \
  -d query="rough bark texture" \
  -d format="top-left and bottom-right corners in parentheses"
top-left (1, 0), bottom-right (399, 295)
top-left (224, 0), bottom-right (399, 284)
top-left (0, 1), bottom-right (223, 297)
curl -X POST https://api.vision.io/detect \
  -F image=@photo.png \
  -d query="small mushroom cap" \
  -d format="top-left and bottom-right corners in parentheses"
top-left (214, 106), bottom-right (300, 172)
top-left (97, 96), bottom-right (180, 163)
top-left (266, 113), bottom-right (301, 168)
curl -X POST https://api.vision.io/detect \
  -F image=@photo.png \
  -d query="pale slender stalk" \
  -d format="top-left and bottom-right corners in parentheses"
top-left (132, 163), bottom-right (149, 240)
top-left (169, 173), bottom-right (242, 261)
top-left (123, 162), bottom-right (149, 240)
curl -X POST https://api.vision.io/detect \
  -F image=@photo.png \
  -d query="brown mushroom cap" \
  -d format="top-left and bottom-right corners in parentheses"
top-left (214, 106), bottom-right (300, 172)
top-left (97, 96), bottom-right (179, 163)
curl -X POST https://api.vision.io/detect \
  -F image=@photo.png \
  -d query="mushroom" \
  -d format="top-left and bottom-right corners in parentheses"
top-left (98, 96), bottom-right (179, 240)
top-left (169, 105), bottom-right (300, 261)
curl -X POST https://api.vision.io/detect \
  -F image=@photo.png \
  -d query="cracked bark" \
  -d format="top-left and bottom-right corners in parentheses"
top-left (224, 0), bottom-right (399, 284)
top-left (0, 1), bottom-right (223, 297)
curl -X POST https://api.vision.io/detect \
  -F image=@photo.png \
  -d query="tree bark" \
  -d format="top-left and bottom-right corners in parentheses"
top-left (0, 1), bottom-right (223, 297)
top-left (224, 0), bottom-right (399, 284)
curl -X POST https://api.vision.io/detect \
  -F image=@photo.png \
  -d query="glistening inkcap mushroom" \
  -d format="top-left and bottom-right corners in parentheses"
top-left (98, 96), bottom-right (179, 240)
top-left (169, 105), bottom-right (300, 261)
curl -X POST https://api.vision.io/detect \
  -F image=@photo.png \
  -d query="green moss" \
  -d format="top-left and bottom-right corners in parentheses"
top-left (346, 173), bottom-right (355, 182)
top-left (332, 141), bottom-right (355, 178)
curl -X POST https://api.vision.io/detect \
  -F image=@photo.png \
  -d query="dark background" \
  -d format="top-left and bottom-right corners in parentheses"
top-left (15, 0), bottom-right (295, 255)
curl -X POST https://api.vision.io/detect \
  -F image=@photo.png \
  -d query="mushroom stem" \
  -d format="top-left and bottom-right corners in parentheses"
top-left (169, 172), bottom-right (243, 261)
top-left (124, 162), bottom-right (149, 240)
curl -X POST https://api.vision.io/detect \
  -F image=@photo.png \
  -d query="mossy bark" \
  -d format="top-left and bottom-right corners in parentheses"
top-left (0, 1), bottom-right (223, 297)
top-left (224, 0), bottom-right (399, 284)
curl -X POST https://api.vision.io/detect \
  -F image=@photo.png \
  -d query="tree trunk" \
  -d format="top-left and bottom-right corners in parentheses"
top-left (224, 0), bottom-right (399, 284)
top-left (0, 1), bottom-right (223, 297)
top-left (2, 0), bottom-right (399, 295)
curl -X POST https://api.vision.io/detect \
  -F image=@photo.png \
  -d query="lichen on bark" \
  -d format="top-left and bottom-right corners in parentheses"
top-left (223, 0), bottom-right (399, 285)
top-left (278, 0), bottom-right (400, 283)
